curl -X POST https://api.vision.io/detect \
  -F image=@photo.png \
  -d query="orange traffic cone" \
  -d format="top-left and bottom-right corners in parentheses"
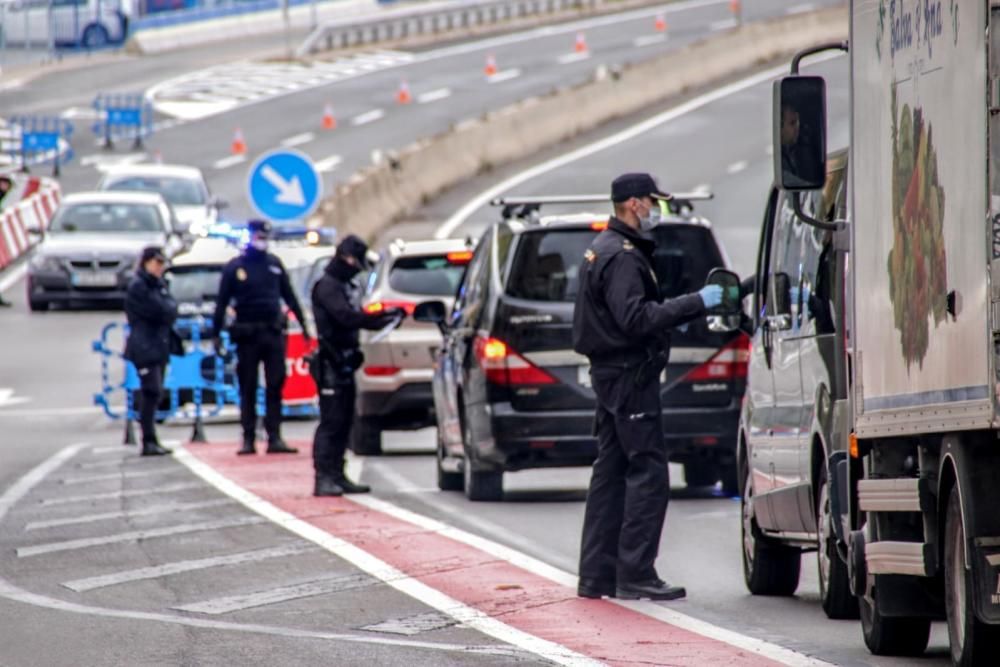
top-left (654, 14), bottom-right (667, 32)
top-left (485, 54), bottom-right (498, 77)
top-left (322, 104), bottom-right (337, 130)
top-left (231, 128), bottom-right (247, 155)
top-left (574, 32), bottom-right (588, 53)
top-left (396, 81), bottom-right (412, 105)
top-left (729, 0), bottom-right (741, 15)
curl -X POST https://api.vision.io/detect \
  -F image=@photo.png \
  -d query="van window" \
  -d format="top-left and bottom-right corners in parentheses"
top-left (767, 195), bottom-right (803, 317)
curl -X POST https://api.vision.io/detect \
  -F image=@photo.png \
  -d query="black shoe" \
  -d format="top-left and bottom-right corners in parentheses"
top-left (314, 476), bottom-right (344, 497)
top-left (266, 438), bottom-right (298, 454)
top-left (577, 578), bottom-right (616, 599)
top-left (335, 476), bottom-right (370, 494)
top-left (237, 439), bottom-right (256, 456)
top-left (141, 442), bottom-right (171, 457)
top-left (616, 579), bottom-right (686, 601)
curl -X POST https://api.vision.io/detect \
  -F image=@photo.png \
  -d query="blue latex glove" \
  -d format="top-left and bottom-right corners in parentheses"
top-left (790, 285), bottom-right (812, 318)
top-left (698, 284), bottom-right (724, 309)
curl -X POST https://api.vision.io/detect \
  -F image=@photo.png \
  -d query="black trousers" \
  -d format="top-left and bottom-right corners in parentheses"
top-left (579, 367), bottom-right (668, 585)
top-left (235, 329), bottom-right (286, 442)
top-left (136, 364), bottom-right (165, 446)
top-left (313, 379), bottom-right (355, 478)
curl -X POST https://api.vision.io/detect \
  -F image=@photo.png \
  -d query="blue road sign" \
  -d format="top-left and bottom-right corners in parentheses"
top-left (246, 150), bottom-right (323, 223)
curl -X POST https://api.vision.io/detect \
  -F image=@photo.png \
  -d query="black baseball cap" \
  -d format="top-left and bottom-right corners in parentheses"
top-left (336, 234), bottom-right (369, 264)
top-left (247, 219), bottom-right (272, 235)
top-left (611, 173), bottom-right (672, 203)
top-left (140, 246), bottom-right (167, 264)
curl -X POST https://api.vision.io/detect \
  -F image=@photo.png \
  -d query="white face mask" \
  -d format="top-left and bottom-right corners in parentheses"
top-left (250, 238), bottom-right (269, 252)
top-left (638, 203), bottom-right (661, 232)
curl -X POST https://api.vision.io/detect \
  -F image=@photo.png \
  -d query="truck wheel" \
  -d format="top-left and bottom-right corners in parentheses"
top-left (945, 485), bottom-right (1000, 666)
top-left (684, 461), bottom-right (718, 488)
top-left (859, 591), bottom-right (930, 656)
top-left (82, 24), bottom-right (109, 49)
top-left (817, 465), bottom-right (859, 619)
top-left (741, 466), bottom-right (801, 595)
top-left (436, 431), bottom-right (463, 492)
top-left (350, 417), bottom-right (382, 456)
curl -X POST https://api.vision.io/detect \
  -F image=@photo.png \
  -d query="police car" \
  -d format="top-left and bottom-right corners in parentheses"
top-left (417, 195), bottom-right (748, 501)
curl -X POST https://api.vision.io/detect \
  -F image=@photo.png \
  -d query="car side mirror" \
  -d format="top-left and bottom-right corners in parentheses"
top-left (414, 300), bottom-right (448, 334)
top-left (705, 268), bottom-right (742, 317)
top-left (773, 75), bottom-right (827, 191)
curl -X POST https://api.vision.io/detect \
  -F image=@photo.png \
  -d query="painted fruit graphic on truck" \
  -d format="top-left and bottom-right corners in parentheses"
top-left (887, 85), bottom-right (948, 370)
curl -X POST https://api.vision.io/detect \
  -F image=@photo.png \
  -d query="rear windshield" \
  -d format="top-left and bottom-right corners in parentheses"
top-left (388, 255), bottom-right (466, 296)
top-left (167, 266), bottom-right (222, 303)
top-left (504, 225), bottom-right (723, 302)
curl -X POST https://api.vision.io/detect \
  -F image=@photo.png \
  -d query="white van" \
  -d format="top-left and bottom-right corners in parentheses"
top-left (0, 0), bottom-right (126, 48)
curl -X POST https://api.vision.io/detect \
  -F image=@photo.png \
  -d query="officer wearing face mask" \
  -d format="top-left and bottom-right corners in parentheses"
top-left (572, 173), bottom-right (723, 602)
top-left (212, 219), bottom-right (311, 456)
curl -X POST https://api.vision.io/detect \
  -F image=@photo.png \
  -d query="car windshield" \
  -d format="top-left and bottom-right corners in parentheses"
top-left (505, 225), bottom-right (724, 301)
top-left (166, 266), bottom-right (222, 302)
top-left (50, 203), bottom-right (164, 233)
top-left (388, 255), bottom-right (467, 296)
top-left (105, 176), bottom-right (207, 206)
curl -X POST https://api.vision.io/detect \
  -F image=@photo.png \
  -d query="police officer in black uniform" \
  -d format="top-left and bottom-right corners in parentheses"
top-left (573, 173), bottom-right (723, 601)
top-left (212, 220), bottom-right (311, 456)
top-left (310, 235), bottom-right (403, 497)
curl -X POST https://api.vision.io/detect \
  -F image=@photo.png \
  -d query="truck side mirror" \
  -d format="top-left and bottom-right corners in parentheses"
top-left (772, 272), bottom-right (792, 317)
top-left (773, 75), bottom-right (827, 191)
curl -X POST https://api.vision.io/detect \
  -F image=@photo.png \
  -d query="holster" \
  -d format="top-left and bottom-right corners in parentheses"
top-left (633, 347), bottom-right (668, 388)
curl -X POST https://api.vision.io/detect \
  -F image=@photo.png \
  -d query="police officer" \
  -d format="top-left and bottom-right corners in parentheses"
top-left (310, 235), bottom-right (402, 497)
top-left (124, 246), bottom-right (178, 457)
top-left (573, 173), bottom-right (723, 601)
top-left (212, 219), bottom-right (311, 456)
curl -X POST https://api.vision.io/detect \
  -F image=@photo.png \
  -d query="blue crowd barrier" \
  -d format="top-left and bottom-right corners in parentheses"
top-left (92, 93), bottom-right (155, 150)
top-left (8, 116), bottom-right (75, 177)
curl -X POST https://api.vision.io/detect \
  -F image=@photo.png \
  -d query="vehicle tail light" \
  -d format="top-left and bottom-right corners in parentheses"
top-left (446, 251), bottom-right (474, 264)
top-left (590, 221), bottom-right (608, 231)
top-left (364, 300), bottom-right (416, 316)
top-left (681, 334), bottom-right (750, 382)
top-left (473, 335), bottom-right (556, 386)
top-left (363, 366), bottom-right (401, 376)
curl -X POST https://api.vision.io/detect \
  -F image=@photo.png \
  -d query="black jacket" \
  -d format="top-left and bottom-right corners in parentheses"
top-left (572, 217), bottom-right (706, 364)
top-left (124, 269), bottom-right (178, 368)
top-left (312, 257), bottom-right (394, 351)
top-left (211, 248), bottom-right (308, 336)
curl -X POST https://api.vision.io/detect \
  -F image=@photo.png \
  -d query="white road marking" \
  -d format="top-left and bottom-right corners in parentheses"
top-left (352, 109), bottom-right (385, 126)
top-left (557, 52), bottom-right (591, 65)
top-left (60, 106), bottom-right (100, 120)
top-left (786, 3), bottom-right (815, 15)
top-left (39, 481), bottom-right (205, 506)
top-left (314, 154), bottom-right (343, 173)
top-left (487, 68), bottom-right (521, 84)
top-left (63, 542), bottom-right (316, 592)
top-left (17, 515), bottom-right (265, 557)
top-left (633, 34), bottom-right (667, 47)
top-left (726, 160), bottom-right (748, 175)
top-left (90, 445), bottom-right (132, 455)
top-left (0, 263), bottom-right (28, 293)
top-left (60, 468), bottom-right (183, 486)
top-left (280, 132), bottom-right (315, 147)
top-left (0, 388), bottom-right (30, 408)
top-left (0, 406), bottom-right (99, 419)
top-left (174, 572), bottom-right (373, 615)
top-left (213, 154), bottom-right (247, 170)
top-left (26, 499), bottom-right (234, 531)
top-left (710, 18), bottom-right (738, 31)
top-left (363, 612), bottom-right (455, 636)
top-left (693, 183), bottom-right (713, 194)
top-left (174, 447), bottom-right (603, 667)
top-left (417, 87), bottom-right (452, 104)
top-left (436, 55), bottom-right (845, 238)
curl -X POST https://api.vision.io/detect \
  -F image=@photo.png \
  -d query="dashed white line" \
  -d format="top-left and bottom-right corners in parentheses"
top-left (633, 34), bottom-right (667, 47)
top-left (213, 154), bottom-right (247, 170)
top-left (39, 482), bottom-right (205, 506)
top-left (174, 573), bottom-right (373, 615)
top-left (60, 468), bottom-right (182, 486)
top-left (62, 542), bottom-right (315, 592)
top-left (281, 132), bottom-right (315, 147)
top-left (710, 18), bottom-right (738, 31)
top-left (16, 515), bottom-right (265, 557)
top-left (785, 3), bottom-right (815, 15)
top-left (352, 109), bottom-right (385, 126)
top-left (487, 68), bottom-right (522, 84)
top-left (557, 52), bottom-right (591, 65)
top-left (315, 155), bottom-right (343, 173)
top-left (25, 499), bottom-right (234, 531)
top-left (417, 87), bottom-right (452, 104)
top-left (726, 160), bottom-right (749, 175)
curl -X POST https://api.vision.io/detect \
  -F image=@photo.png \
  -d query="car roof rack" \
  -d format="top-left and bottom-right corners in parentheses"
top-left (490, 192), bottom-right (714, 221)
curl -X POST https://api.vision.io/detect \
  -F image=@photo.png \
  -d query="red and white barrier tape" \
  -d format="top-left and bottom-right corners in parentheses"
top-left (0, 178), bottom-right (61, 273)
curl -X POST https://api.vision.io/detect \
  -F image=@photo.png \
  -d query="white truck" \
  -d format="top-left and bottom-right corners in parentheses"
top-left (768, 1), bottom-right (1000, 664)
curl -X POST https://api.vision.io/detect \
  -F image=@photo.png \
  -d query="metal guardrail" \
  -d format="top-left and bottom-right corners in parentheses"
top-left (298, 0), bottom-right (600, 56)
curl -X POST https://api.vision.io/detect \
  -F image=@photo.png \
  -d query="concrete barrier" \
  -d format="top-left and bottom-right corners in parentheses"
top-left (0, 177), bottom-right (61, 273)
top-left (314, 5), bottom-right (847, 241)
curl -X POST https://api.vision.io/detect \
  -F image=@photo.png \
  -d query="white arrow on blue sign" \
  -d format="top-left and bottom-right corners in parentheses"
top-left (246, 149), bottom-right (323, 223)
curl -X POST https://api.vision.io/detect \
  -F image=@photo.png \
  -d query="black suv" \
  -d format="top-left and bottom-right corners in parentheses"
top-left (422, 197), bottom-right (748, 501)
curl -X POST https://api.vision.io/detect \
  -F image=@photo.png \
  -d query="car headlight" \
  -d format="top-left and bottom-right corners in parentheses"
top-left (30, 255), bottom-right (63, 272)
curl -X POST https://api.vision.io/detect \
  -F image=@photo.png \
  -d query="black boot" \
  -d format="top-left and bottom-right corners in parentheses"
top-left (266, 438), bottom-right (299, 454)
top-left (237, 438), bottom-right (256, 456)
top-left (616, 579), bottom-right (686, 601)
top-left (335, 475), bottom-right (370, 494)
top-left (577, 578), bottom-right (616, 599)
top-left (141, 441), bottom-right (171, 457)
top-left (314, 475), bottom-right (344, 497)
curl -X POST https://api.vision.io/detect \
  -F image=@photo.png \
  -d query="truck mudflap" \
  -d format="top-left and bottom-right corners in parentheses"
top-left (972, 539), bottom-right (1000, 623)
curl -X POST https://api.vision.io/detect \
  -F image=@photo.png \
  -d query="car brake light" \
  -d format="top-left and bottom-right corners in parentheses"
top-left (473, 335), bottom-right (556, 386)
top-left (363, 366), bottom-right (401, 376)
top-left (364, 300), bottom-right (416, 315)
top-left (681, 334), bottom-right (750, 382)
top-left (590, 221), bottom-right (608, 231)
top-left (447, 251), bottom-right (474, 264)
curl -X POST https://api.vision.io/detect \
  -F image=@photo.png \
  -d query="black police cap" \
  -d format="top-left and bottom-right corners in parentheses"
top-left (336, 234), bottom-right (369, 263)
top-left (139, 246), bottom-right (167, 264)
top-left (247, 219), bottom-right (272, 235)
top-left (611, 173), bottom-right (672, 203)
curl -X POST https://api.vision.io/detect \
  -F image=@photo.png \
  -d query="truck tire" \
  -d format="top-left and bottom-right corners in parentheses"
top-left (816, 465), bottom-right (859, 619)
top-left (945, 485), bottom-right (1000, 666)
top-left (859, 592), bottom-right (930, 656)
top-left (436, 432), bottom-right (463, 492)
top-left (82, 24), bottom-right (109, 49)
top-left (741, 467), bottom-right (801, 595)
top-left (684, 461), bottom-right (718, 488)
top-left (350, 417), bottom-right (382, 456)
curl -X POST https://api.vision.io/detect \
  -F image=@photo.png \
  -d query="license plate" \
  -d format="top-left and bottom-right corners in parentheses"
top-left (578, 365), bottom-right (592, 388)
top-left (72, 272), bottom-right (117, 287)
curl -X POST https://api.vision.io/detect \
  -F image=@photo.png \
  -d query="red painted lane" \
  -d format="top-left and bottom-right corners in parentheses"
top-left (190, 441), bottom-right (780, 667)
